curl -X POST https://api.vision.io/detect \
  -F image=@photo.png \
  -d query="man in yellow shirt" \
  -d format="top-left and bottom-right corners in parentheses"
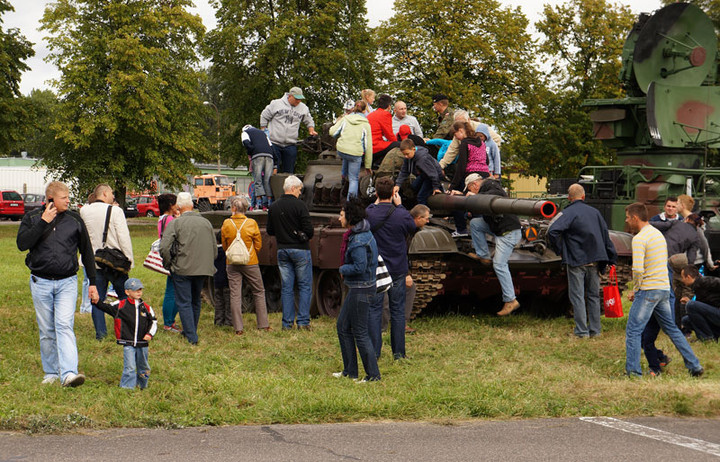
top-left (624, 203), bottom-right (703, 377)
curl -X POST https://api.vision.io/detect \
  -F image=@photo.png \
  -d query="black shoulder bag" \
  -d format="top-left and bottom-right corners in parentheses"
top-left (94, 205), bottom-right (132, 275)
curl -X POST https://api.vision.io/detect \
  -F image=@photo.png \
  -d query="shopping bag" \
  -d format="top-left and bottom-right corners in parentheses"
top-left (603, 265), bottom-right (624, 318)
top-left (143, 239), bottom-right (170, 275)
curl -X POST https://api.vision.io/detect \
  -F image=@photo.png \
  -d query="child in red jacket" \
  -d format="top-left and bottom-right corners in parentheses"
top-left (96, 278), bottom-right (157, 389)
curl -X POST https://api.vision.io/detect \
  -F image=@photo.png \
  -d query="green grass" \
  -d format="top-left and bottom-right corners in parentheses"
top-left (1, 223), bottom-right (719, 433)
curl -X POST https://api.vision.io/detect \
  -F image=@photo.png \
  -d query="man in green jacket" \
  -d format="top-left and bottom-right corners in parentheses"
top-left (160, 192), bottom-right (217, 344)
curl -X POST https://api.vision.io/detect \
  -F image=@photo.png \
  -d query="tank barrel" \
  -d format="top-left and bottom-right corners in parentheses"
top-left (427, 194), bottom-right (557, 218)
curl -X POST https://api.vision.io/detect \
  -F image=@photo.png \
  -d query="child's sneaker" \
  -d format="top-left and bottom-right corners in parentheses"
top-left (163, 323), bottom-right (181, 333)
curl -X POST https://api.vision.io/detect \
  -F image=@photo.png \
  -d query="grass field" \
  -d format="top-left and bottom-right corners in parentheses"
top-left (1, 222), bottom-right (719, 433)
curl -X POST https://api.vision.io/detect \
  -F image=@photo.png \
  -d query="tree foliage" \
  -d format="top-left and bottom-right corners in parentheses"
top-left (375, 0), bottom-right (536, 134)
top-left (0, 0), bottom-right (34, 155)
top-left (11, 89), bottom-right (61, 159)
top-left (40, 0), bottom-right (209, 198)
top-left (517, 0), bottom-right (635, 180)
top-left (205, 0), bottom-right (376, 165)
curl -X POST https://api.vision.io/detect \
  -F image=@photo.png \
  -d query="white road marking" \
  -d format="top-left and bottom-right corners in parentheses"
top-left (581, 417), bottom-right (720, 457)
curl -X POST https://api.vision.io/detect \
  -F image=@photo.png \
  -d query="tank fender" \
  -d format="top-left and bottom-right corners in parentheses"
top-left (409, 227), bottom-right (458, 254)
top-left (609, 230), bottom-right (633, 257)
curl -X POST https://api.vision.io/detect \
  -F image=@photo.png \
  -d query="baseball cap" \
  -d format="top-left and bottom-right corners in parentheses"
top-left (432, 93), bottom-right (448, 103)
top-left (125, 278), bottom-right (144, 291)
top-left (289, 87), bottom-right (305, 100)
top-left (464, 173), bottom-right (484, 191)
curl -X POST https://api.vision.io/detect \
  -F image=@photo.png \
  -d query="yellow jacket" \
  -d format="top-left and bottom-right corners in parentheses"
top-left (221, 214), bottom-right (262, 265)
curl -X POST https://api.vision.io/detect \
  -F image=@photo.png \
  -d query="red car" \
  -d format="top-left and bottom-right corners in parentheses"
top-left (0, 190), bottom-right (25, 220)
top-left (135, 195), bottom-right (160, 217)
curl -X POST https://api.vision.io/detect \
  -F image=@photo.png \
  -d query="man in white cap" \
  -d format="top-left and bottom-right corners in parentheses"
top-left (260, 86), bottom-right (318, 173)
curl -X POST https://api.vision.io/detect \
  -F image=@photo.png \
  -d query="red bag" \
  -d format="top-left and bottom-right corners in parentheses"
top-left (603, 265), bottom-right (624, 318)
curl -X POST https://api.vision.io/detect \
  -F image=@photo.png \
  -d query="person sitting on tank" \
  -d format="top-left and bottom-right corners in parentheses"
top-left (437, 110), bottom-right (502, 180)
top-left (330, 100), bottom-right (373, 200)
top-left (649, 196), bottom-right (680, 222)
top-left (445, 173), bottom-right (485, 238)
top-left (394, 138), bottom-right (444, 206)
top-left (468, 178), bottom-right (522, 316)
top-left (448, 123), bottom-right (494, 198)
top-left (367, 94), bottom-right (401, 167)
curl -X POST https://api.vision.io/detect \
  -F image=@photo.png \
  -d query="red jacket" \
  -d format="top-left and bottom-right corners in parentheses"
top-left (367, 108), bottom-right (395, 154)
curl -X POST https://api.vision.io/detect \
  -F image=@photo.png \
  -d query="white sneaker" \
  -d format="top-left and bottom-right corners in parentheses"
top-left (332, 372), bottom-right (345, 378)
top-left (41, 375), bottom-right (59, 385)
top-left (62, 373), bottom-right (86, 387)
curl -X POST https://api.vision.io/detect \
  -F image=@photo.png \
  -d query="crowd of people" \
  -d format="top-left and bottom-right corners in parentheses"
top-left (15, 87), bottom-right (720, 388)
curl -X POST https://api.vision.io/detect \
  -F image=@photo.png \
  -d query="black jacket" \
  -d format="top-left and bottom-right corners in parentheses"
top-left (395, 146), bottom-right (444, 192)
top-left (478, 180), bottom-right (521, 235)
top-left (267, 194), bottom-right (314, 250)
top-left (691, 276), bottom-right (720, 308)
top-left (96, 298), bottom-right (158, 347)
top-left (651, 220), bottom-right (700, 263)
top-left (17, 206), bottom-right (97, 283)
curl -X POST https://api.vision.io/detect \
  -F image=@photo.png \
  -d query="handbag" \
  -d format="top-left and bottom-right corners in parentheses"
top-left (94, 205), bottom-right (131, 274)
top-left (376, 255), bottom-right (392, 293)
top-left (143, 216), bottom-right (171, 275)
top-left (226, 218), bottom-right (251, 265)
top-left (603, 265), bottom-right (624, 318)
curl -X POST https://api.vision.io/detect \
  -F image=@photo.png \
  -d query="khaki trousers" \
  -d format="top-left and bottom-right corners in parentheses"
top-left (226, 264), bottom-right (270, 331)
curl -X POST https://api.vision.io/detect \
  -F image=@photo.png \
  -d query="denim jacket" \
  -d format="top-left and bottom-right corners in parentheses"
top-left (339, 220), bottom-right (378, 288)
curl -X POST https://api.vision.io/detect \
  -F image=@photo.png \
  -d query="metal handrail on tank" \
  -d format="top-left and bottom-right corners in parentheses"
top-left (427, 194), bottom-right (557, 219)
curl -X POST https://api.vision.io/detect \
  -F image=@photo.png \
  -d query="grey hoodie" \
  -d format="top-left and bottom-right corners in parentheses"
top-left (260, 93), bottom-right (315, 147)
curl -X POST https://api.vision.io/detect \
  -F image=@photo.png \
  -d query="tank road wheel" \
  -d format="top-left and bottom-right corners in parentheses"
top-left (315, 269), bottom-right (346, 318)
top-left (261, 266), bottom-right (282, 313)
top-left (197, 198), bottom-right (212, 212)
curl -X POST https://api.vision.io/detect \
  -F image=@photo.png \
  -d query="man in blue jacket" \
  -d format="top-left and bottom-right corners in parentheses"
top-left (548, 183), bottom-right (617, 338)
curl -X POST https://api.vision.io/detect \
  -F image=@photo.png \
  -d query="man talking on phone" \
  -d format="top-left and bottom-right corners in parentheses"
top-left (17, 181), bottom-right (99, 387)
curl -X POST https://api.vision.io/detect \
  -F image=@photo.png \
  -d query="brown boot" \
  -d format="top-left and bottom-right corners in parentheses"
top-left (468, 253), bottom-right (492, 265)
top-left (497, 299), bottom-right (520, 316)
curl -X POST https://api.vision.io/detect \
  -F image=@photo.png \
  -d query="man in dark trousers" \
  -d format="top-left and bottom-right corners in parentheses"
top-left (548, 183), bottom-right (617, 338)
top-left (17, 181), bottom-right (99, 387)
top-left (681, 265), bottom-right (720, 342)
top-left (366, 176), bottom-right (417, 359)
top-left (267, 175), bottom-right (315, 330)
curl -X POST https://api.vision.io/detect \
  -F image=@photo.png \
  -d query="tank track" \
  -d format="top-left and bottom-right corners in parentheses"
top-left (409, 257), bottom-right (447, 319)
top-left (600, 256), bottom-right (633, 290)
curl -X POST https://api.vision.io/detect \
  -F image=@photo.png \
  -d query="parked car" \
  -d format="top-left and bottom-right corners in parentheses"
top-left (0, 190), bottom-right (25, 220)
top-left (134, 194), bottom-right (160, 217)
top-left (21, 193), bottom-right (45, 213)
top-left (124, 196), bottom-right (139, 218)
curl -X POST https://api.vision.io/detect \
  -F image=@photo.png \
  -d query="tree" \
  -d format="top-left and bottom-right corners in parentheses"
top-left (516, 0), bottom-right (635, 180)
top-left (375, 0), bottom-right (537, 135)
top-left (205, 0), bottom-right (376, 165)
top-left (0, 0), bottom-right (34, 155)
top-left (40, 0), bottom-right (209, 199)
top-left (10, 89), bottom-right (61, 159)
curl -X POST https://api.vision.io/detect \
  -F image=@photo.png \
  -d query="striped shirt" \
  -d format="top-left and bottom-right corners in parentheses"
top-left (632, 224), bottom-right (669, 291)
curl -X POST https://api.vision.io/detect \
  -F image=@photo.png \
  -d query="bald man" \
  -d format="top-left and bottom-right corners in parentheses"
top-left (391, 101), bottom-right (423, 138)
top-left (548, 184), bottom-right (617, 338)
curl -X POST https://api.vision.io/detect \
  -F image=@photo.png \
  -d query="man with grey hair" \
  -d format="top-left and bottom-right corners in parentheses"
top-left (267, 176), bottom-right (315, 329)
top-left (80, 183), bottom-right (134, 340)
top-left (547, 183), bottom-right (617, 338)
top-left (160, 192), bottom-right (217, 345)
top-left (260, 86), bottom-right (317, 174)
top-left (392, 101), bottom-right (423, 138)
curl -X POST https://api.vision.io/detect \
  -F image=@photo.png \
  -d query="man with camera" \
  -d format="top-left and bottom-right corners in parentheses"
top-left (18, 181), bottom-right (99, 387)
top-left (267, 175), bottom-right (315, 330)
top-left (80, 183), bottom-right (134, 340)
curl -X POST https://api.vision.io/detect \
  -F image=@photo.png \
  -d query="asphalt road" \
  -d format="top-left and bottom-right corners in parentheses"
top-left (1, 417), bottom-right (719, 461)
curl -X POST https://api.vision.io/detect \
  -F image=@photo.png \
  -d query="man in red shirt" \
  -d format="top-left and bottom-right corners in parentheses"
top-left (367, 94), bottom-right (400, 167)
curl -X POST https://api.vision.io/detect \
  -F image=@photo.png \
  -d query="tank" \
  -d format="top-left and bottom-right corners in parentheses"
top-left (570, 2), bottom-right (720, 259)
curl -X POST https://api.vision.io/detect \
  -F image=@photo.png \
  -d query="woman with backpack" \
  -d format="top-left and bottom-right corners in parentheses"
top-left (221, 196), bottom-right (271, 335)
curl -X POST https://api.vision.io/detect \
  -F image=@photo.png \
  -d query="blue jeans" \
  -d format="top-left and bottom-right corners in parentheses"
top-left (121, 346), bottom-right (150, 389)
top-left (251, 155), bottom-right (274, 200)
top-left (642, 265), bottom-right (676, 372)
top-left (162, 275), bottom-right (177, 328)
top-left (337, 286), bottom-right (380, 380)
top-left (80, 267), bottom-right (92, 313)
top-left (273, 144), bottom-right (298, 174)
top-left (277, 248), bottom-right (313, 328)
top-left (469, 218), bottom-right (521, 302)
top-left (369, 273), bottom-right (406, 359)
top-left (92, 268), bottom-right (128, 340)
top-left (173, 275), bottom-right (205, 344)
top-left (411, 175), bottom-right (436, 206)
top-left (338, 151), bottom-right (362, 199)
top-left (567, 264), bottom-right (601, 337)
top-left (625, 289), bottom-right (702, 376)
top-left (30, 275), bottom-right (79, 382)
top-left (685, 300), bottom-right (720, 341)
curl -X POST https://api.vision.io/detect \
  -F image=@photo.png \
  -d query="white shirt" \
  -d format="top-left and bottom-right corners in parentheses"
top-left (80, 202), bottom-right (135, 268)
